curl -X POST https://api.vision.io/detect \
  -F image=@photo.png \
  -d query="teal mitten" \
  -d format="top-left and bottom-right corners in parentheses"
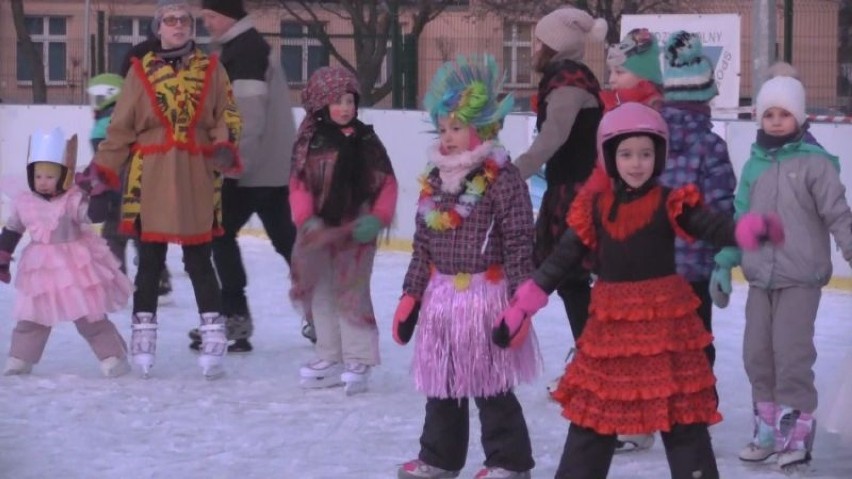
top-left (709, 266), bottom-right (732, 308)
top-left (353, 215), bottom-right (383, 244)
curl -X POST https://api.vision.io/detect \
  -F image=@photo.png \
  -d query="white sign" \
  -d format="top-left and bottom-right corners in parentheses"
top-left (621, 14), bottom-right (742, 113)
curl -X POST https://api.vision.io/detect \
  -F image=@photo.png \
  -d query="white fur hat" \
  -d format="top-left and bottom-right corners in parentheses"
top-left (755, 75), bottom-right (807, 126)
top-left (534, 8), bottom-right (607, 61)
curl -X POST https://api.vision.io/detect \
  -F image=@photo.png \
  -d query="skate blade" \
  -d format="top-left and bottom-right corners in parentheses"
top-left (133, 354), bottom-right (154, 378)
top-left (300, 376), bottom-right (344, 389)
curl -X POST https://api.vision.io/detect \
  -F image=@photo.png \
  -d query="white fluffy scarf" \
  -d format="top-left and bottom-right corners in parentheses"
top-left (428, 141), bottom-right (494, 194)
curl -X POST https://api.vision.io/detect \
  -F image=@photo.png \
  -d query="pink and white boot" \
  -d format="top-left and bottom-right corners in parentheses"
top-left (130, 313), bottom-right (157, 378)
top-left (776, 407), bottom-right (815, 470)
top-left (198, 313), bottom-right (227, 380)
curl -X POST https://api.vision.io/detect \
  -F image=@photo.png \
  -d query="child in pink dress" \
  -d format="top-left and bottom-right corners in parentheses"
top-left (0, 129), bottom-right (133, 377)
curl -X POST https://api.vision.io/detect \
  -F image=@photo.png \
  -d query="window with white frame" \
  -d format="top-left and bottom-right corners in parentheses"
top-left (16, 16), bottom-right (68, 84)
top-left (503, 22), bottom-right (533, 87)
top-left (107, 16), bottom-right (153, 74)
top-left (280, 22), bottom-right (329, 84)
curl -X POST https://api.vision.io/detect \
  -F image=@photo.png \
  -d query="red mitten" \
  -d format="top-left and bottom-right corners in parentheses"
top-left (491, 279), bottom-right (548, 349)
top-left (736, 213), bottom-right (785, 251)
top-left (392, 294), bottom-right (420, 346)
top-left (0, 250), bottom-right (12, 284)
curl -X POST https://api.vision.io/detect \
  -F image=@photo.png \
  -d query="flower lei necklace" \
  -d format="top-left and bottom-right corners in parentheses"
top-left (417, 146), bottom-right (509, 231)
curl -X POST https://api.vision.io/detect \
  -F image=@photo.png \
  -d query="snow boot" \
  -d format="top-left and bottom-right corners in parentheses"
top-left (775, 407), bottom-right (815, 470)
top-left (198, 313), bottom-right (227, 380)
top-left (3, 356), bottom-right (32, 376)
top-left (299, 359), bottom-right (343, 389)
top-left (130, 313), bottom-right (157, 378)
top-left (473, 467), bottom-right (531, 478)
top-left (615, 433), bottom-right (655, 453)
top-left (397, 459), bottom-right (460, 479)
top-left (341, 362), bottom-right (370, 396)
top-left (739, 401), bottom-right (778, 462)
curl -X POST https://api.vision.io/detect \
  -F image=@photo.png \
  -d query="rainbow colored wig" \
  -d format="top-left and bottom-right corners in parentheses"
top-left (423, 54), bottom-right (514, 141)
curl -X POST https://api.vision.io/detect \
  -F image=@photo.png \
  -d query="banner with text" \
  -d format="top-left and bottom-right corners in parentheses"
top-left (621, 14), bottom-right (742, 113)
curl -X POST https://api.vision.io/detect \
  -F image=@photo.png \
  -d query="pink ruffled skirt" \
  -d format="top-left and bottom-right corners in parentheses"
top-left (412, 271), bottom-right (541, 399)
top-left (13, 233), bottom-right (133, 325)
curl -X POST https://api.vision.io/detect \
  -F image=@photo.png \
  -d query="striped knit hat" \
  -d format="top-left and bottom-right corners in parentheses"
top-left (662, 31), bottom-right (718, 102)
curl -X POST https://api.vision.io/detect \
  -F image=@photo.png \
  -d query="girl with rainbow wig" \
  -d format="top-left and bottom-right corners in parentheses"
top-left (392, 54), bottom-right (539, 479)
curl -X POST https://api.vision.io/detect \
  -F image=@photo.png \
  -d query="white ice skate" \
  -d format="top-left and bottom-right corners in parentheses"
top-left (130, 313), bottom-right (157, 378)
top-left (738, 442), bottom-right (777, 462)
top-left (473, 467), bottom-right (531, 479)
top-left (3, 357), bottom-right (33, 376)
top-left (341, 362), bottom-right (370, 396)
top-left (100, 356), bottom-right (131, 378)
top-left (198, 313), bottom-right (227, 380)
top-left (299, 359), bottom-right (344, 389)
top-left (397, 459), bottom-right (460, 479)
top-left (614, 433), bottom-right (655, 453)
top-left (776, 409), bottom-right (816, 472)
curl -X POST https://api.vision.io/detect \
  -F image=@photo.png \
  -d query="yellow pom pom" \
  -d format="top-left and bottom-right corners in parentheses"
top-left (454, 273), bottom-right (472, 291)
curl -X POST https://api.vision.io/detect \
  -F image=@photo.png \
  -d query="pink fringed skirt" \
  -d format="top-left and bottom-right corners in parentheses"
top-left (413, 271), bottom-right (541, 399)
top-left (13, 233), bottom-right (133, 325)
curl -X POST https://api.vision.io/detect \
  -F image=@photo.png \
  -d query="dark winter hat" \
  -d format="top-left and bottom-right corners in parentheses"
top-left (201, 0), bottom-right (247, 20)
top-left (663, 30), bottom-right (718, 102)
top-left (606, 28), bottom-right (663, 85)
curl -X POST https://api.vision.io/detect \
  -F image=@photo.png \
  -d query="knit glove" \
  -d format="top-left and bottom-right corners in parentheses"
top-left (708, 266), bottom-right (732, 308)
top-left (392, 294), bottom-right (420, 345)
top-left (492, 279), bottom-right (548, 349)
top-left (735, 213), bottom-right (785, 250)
top-left (0, 250), bottom-right (12, 284)
top-left (353, 215), bottom-right (383, 244)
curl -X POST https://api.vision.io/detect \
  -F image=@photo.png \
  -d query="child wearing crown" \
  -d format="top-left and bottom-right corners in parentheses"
top-left (393, 55), bottom-right (539, 479)
top-left (0, 129), bottom-right (133, 377)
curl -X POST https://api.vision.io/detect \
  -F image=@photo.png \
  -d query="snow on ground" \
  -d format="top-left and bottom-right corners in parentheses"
top-left (1, 236), bottom-right (851, 478)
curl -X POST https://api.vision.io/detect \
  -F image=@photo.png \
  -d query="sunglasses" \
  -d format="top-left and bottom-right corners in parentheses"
top-left (161, 15), bottom-right (192, 27)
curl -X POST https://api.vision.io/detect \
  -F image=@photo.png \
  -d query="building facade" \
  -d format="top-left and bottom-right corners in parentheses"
top-left (0, 0), bottom-right (841, 111)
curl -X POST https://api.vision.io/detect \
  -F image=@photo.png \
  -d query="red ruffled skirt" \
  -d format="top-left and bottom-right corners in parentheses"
top-left (551, 274), bottom-right (722, 434)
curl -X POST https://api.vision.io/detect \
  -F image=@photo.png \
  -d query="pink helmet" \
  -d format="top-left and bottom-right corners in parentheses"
top-left (596, 102), bottom-right (669, 179)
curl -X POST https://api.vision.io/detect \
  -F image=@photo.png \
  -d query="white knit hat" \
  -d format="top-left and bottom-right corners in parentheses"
top-left (755, 75), bottom-right (806, 126)
top-left (534, 8), bottom-right (607, 61)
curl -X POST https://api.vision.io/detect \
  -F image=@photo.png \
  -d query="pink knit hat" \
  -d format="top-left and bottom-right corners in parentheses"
top-left (534, 8), bottom-right (608, 61)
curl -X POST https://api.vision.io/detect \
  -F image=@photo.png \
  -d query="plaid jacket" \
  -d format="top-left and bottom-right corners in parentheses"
top-left (403, 154), bottom-right (535, 297)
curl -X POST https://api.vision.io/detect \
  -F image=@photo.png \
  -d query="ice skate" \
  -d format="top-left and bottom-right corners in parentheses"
top-left (341, 362), bottom-right (370, 396)
top-left (473, 467), bottom-right (531, 478)
top-left (100, 356), bottom-right (131, 378)
top-left (198, 313), bottom-right (227, 380)
top-left (301, 316), bottom-right (317, 344)
top-left (3, 357), bottom-right (33, 376)
top-left (740, 401), bottom-right (779, 462)
top-left (614, 433), bottom-right (655, 453)
top-left (775, 408), bottom-right (816, 471)
top-left (397, 459), bottom-right (460, 479)
top-left (130, 313), bottom-right (157, 378)
top-left (188, 313), bottom-right (253, 353)
top-left (299, 359), bottom-right (343, 389)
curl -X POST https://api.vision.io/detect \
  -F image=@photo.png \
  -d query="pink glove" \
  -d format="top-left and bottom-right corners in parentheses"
top-left (492, 279), bottom-right (549, 349)
top-left (735, 213), bottom-right (785, 251)
top-left (392, 294), bottom-right (420, 346)
top-left (0, 250), bottom-right (12, 284)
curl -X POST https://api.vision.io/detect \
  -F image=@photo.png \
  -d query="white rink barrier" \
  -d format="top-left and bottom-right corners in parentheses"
top-left (2, 104), bottom-right (852, 280)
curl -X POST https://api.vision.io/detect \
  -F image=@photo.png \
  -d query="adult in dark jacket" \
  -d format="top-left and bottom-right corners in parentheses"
top-left (189, 0), bottom-right (300, 353)
top-left (513, 7), bottom-right (606, 375)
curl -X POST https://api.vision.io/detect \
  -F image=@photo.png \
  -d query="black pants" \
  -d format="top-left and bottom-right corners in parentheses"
top-left (689, 280), bottom-right (715, 368)
top-left (212, 179), bottom-right (296, 317)
top-left (418, 392), bottom-right (534, 472)
top-left (557, 279), bottom-right (592, 340)
top-left (555, 423), bottom-right (719, 479)
top-left (135, 241), bottom-right (220, 315)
